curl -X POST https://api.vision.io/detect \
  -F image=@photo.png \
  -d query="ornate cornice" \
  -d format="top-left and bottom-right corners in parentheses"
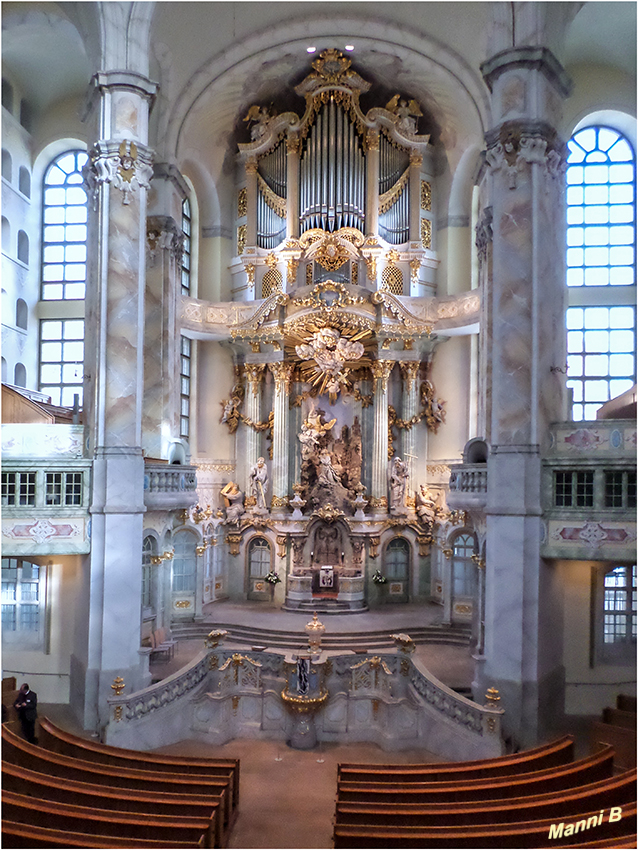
top-left (83, 140), bottom-right (153, 207)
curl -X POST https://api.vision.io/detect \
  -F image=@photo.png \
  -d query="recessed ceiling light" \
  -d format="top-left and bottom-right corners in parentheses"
top-left (345, 45), bottom-right (354, 51)
top-left (307, 46), bottom-right (317, 54)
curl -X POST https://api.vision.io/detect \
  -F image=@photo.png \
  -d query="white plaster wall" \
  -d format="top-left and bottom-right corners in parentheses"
top-left (3, 555), bottom-right (81, 703)
top-left (559, 560), bottom-right (636, 715)
top-left (194, 341), bottom-right (235, 460)
top-left (428, 334), bottom-right (473, 462)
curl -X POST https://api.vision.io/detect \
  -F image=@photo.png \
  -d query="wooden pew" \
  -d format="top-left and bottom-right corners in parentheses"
top-left (333, 800), bottom-right (637, 848)
top-left (1, 725), bottom-right (233, 828)
top-left (338, 735), bottom-right (575, 783)
top-left (603, 707), bottom-right (638, 730)
top-left (2, 821), bottom-right (203, 849)
top-left (334, 769), bottom-right (636, 828)
top-left (336, 746), bottom-right (615, 805)
top-left (617, 694), bottom-right (637, 714)
top-left (2, 761), bottom-right (223, 847)
top-left (38, 715), bottom-right (240, 809)
top-left (590, 720), bottom-right (636, 772)
top-left (2, 790), bottom-right (213, 848)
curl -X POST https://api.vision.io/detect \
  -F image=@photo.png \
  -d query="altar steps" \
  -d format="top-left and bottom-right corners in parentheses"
top-left (170, 621), bottom-right (471, 651)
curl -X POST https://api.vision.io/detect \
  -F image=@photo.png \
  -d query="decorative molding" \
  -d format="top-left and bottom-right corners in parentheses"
top-left (420, 180), bottom-right (431, 211)
top-left (371, 359), bottom-right (394, 392)
top-left (420, 219), bottom-right (432, 249)
top-left (237, 187), bottom-right (247, 218)
top-left (84, 140), bottom-right (154, 207)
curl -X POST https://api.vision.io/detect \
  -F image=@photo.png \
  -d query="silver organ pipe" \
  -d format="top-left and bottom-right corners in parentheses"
top-left (299, 101), bottom-right (365, 233)
top-left (257, 140), bottom-right (287, 249)
top-left (379, 135), bottom-right (410, 244)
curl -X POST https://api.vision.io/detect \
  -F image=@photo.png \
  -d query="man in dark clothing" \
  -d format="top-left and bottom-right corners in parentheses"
top-left (14, 682), bottom-right (37, 743)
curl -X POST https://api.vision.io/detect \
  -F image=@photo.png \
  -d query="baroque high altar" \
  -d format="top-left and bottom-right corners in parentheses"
top-left (183, 50), bottom-right (477, 611)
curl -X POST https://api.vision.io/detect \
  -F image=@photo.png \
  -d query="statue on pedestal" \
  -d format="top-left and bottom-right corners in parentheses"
top-left (389, 457), bottom-right (409, 515)
top-left (249, 457), bottom-right (269, 513)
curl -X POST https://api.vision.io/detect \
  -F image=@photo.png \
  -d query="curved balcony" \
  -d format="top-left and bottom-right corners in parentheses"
top-left (446, 464), bottom-right (487, 511)
top-left (143, 463), bottom-right (197, 510)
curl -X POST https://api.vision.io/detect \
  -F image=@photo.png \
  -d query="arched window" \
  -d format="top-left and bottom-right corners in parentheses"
top-left (248, 537), bottom-right (271, 579)
top-left (13, 363), bottom-right (26, 387)
top-left (42, 150), bottom-right (88, 300)
top-left (2, 216), bottom-right (10, 252)
top-left (385, 537), bottom-right (410, 580)
top-left (2, 149), bottom-right (12, 182)
top-left (2, 557), bottom-right (47, 650)
top-left (181, 197), bottom-right (191, 296)
top-left (566, 125), bottom-right (636, 420)
top-left (18, 166), bottom-right (30, 198)
top-left (172, 531), bottom-right (197, 593)
top-left (451, 532), bottom-right (476, 597)
top-left (142, 536), bottom-right (155, 612)
top-left (17, 230), bottom-right (28, 264)
top-left (15, 299), bottom-right (27, 330)
top-left (2, 79), bottom-right (14, 114)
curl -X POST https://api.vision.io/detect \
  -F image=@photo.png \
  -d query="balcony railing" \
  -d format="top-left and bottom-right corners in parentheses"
top-left (143, 463), bottom-right (198, 510)
top-left (447, 464), bottom-right (488, 511)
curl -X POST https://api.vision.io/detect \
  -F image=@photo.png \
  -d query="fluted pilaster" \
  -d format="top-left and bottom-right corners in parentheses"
top-left (371, 360), bottom-right (394, 507)
top-left (243, 364), bottom-right (265, 492)
top-left (269, 362), bottom-right (294, 508)
top-left (400, 360), bottom-right (420, 504)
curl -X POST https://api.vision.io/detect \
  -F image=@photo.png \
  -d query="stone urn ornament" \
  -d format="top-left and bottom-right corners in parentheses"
top-left (305, 612), bottom-right (325, 653)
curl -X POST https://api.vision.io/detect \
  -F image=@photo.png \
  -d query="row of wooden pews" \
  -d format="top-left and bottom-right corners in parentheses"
top-left (590, 693), bottom-right (637, 774)
top-left (334, 735), bottom-right (637, 848)
top-left (2, 716), bottom-right (240, 848)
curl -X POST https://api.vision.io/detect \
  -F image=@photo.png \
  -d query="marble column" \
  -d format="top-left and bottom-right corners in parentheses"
top-left (243, 364), bottom-right (265, 494)
top-left (80, 70), bottom-right (158, 731)
top-left (366, 130), bottom-right (380, 236)
top-left (245, 158), bottom-right (258, 248)
top-left (269, 362), bottom-right (294, 511)
top-left (370, 360), bottom-right (394, 509)
top-left (400, 361), bottom-right (420, 507)
top-left (409, 152), bottom-right (423, 244)
top-left (286, 135), bottom-right (300, 240)
top-left (479, 45), bottom-right (571, 746)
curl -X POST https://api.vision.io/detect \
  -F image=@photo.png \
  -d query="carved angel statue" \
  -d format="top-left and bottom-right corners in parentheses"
top-left (220, 396), bottom-right (241, 433)
top-left (113, 140), bottom-right (153, 204)
top-left (250, 457), bottom-right (269, 511)
top-left (389, 456), bottom-right (409, 514)
top-left (296, 327), bottom-right (365, 396)
top-left (243, 104), bottom-right (276, 141)
top-left (298, 405), bottom-right (336, 459)
top-left (421, 380), bottom-right (446, 433)
top-left (385, 94), bottom-right (423, 136)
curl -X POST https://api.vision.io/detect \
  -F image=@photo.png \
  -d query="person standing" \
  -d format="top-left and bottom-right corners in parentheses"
top-left (14, 682), bottom-right (37, 743)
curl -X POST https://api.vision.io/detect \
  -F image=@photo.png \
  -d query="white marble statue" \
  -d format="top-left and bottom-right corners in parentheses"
top-left (250, 456), bottom-right (269, 511)
top-left (389, 456), bottom-right (409, 513)
top-left (220, 481), bottom-right (245, 525)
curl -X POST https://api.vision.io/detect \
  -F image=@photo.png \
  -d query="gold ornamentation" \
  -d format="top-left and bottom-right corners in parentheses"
top-left (276, 534), bottom-right (288, 557)
top-left (381, 265), bottom-right (403, 295)
top-left (287, 258), bottom-right (299, 285)
top-left (114, 705), bottom-right (123, 722)
top-left (313, 235), bottom-right (350, 271)
top-left (290, 278), bottom-right (367, 311)
top-left (420, 180), bottom-right (431, 211)
top-left (399, 360), bottom-right (420, 392)
top-left (281, 687), bottom-right (329, 713)
top-left (245, 264), bottom-right (256, 286)
top-left (365, 129), bottom-right (380, 152)
top-left (227, 532), bottom-right (242, 555)
top-left (427, 464), bottom-right (451, 476)
top-left (237, 224), bottom-right (247, 255)
top-left (257, 174), bottom-right (287, 218)
top-left (111, 676), bottom-right (125, 696)
top-left (400, 658), bottom-right (410, 677)
top-left (364, 255), bottom-right (377, 281)
top-left (368, 534), bottom-right (381, 557)
top-left (306, 264), bottom-right (313, 286)
top-left (175, 599), bottom-right (191, 608)
top-left (442, 548), bottom-right (453, 559)
top-left (205, 629), bottom-right (228, 648)
top-left (410, 152), bottom-right (423, 167)
top-left (417, 535), bottom-right (432, 556)
top-left (286, 133), bottom-right (301, 154)
top-left (313, 502), bottom-right (346, 523)
top-left (238, 187), bottom-right (247, 218)
top-left (244, 363), bottom-right (266, 391)
top-left (409, 257), bottom-right (421, 283)
top-left (268, 361), bottom-right (294, 392)
top-left (245, 158), bottom-right (258, 175)
top-left (308, 47), bottom-right (354, 86)
top-left (232, 695), bottom-right (240, 715)
top-left (271, 495), bottom-right (288, 509)
top-left (196, 544), bottom-right (207, 556)
top-left (219, 653), bottom-right (263, 684)
top-left (209, 655), bottom-right (219, 669)
top-left (372, 698), bottom-right (379, 718)
top-left (420, 218), bottom-right (432, 249)
top-left (391, 633), bottom-right (416, 654)
top-left (150, 555), bottom-right (163, 565)
top-left (163, 550), bottom-right (174, 560)
top-left (262, 267), bottom-right (283, 298)
top-left (486, 717), bottom-right (497, 733)
top-left (266, 253), bottom-right (278, 268)
top-left (485, 687), bottom-right (501, 707)
top-left (378, 167), bottom-right (410, 214)
top-left (454, 603), bottom-right (472, 615)
top-left (371, 360), bottom-right (394, 392)
top-left (471, 554), bottom-right (486, 569)
top-left (351, 262), bottom-right (358, 285)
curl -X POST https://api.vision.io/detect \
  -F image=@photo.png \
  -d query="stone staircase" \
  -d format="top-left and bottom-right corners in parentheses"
top-left (170, 620), bottom-right (471, 652)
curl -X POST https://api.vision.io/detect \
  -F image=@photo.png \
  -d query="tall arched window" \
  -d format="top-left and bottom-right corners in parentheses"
top-left (451, 532), bottom-right (476, 597)
top-left (17, 230), bottom-right (28, 264)
top-left (566, 126), bottom-right (636, 420)
top-left (39, 319), bottom-right (84, 407)
top-left (181, 197), bottom-right (191, 296)
top-left (15, 299), bottom-right (27, 330)
top-left (41, 150), bottom-right (88, 301)
top-left (172, 531), bottom-right (197, 593)
top-left (142, 536), bottom-right (155, 613)
top-left (13, 363), bottom-right (26, 387)
top-left (18, 166), bottom-right (31, 198)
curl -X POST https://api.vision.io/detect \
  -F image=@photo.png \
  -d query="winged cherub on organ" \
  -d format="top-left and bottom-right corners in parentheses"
top-left (295, 327), bottom-right (365, 399)
top-left (243, 104), bottom-right (277, 141)
top-left (385, 94), bottom-right (423, 136)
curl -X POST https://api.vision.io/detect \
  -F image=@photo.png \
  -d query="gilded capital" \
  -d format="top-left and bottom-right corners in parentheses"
top-left (371, 359), bottom-right (394, 392)
top-left (410, 152), bottom-right (423, 168)
top-left (399, 360), bottom-right (420, 392)
top-left (244, 363), bottom-right (266, 393)
top-left (269, 361), bottom-right (294, 391)
top-left (245, 158), bottom-right (258, 175)
top-left (365, 129), bottom-right (380, 152)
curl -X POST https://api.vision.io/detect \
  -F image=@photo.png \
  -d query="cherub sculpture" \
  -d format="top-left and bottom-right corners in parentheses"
top-left (243, 104), bottom-right (276, 141)
top-left (385, 94), bottom-right (423, 136)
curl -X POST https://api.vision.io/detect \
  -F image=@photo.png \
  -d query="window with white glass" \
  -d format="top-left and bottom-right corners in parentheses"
top-left (565, 126), bottom-right (636, 420)
top-left (180, 336), bottom-right (191, 439)
top-left (39, 318), bottom-right (84, 407)
top-left (41, 150), bottom-right (89, 301)
top-left (181, 198), bottom-right (191, 296)
top-left (452, 533), bottom-right (476, 597)
top-left (171, 531), bottom-right (197, 594)
top-left (1, 558), bottom-right (47, 650)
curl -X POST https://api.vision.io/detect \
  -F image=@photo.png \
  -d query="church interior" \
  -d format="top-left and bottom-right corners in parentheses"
top-left (1, 1), bottom-right (636, 846)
